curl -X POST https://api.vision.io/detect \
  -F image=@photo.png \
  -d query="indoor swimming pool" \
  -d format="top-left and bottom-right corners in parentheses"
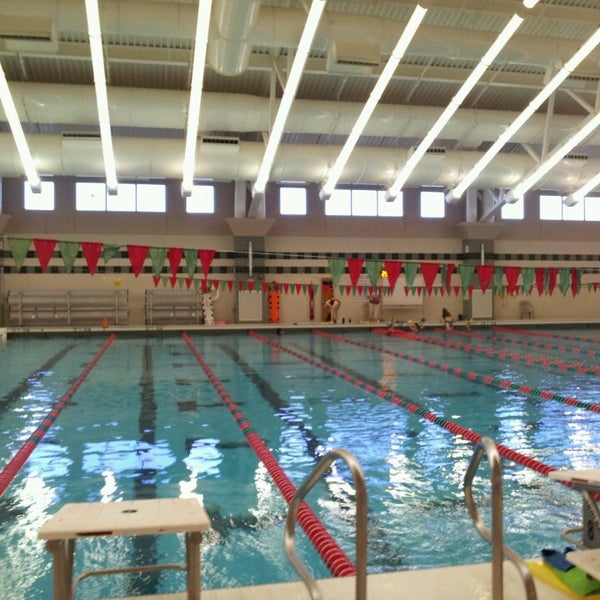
top-left (0, 326), bottom-right (598, 599)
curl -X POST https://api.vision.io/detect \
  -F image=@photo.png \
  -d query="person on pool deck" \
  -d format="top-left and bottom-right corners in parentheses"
top-left (324, 297), bottom-right (341, 323)
top-left (441, 307), bottom-right (454, 330)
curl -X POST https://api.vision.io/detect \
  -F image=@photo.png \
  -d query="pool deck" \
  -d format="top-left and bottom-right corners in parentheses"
top-left (106, 560), bottom-right (583, 600)
top-left (5, 317), bottom-right (600, 337)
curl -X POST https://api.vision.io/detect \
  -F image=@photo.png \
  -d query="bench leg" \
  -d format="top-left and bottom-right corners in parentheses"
top-left (185, 531), bottom-right (203, 600)
top-left (46, 539), bottom-right (75, 600)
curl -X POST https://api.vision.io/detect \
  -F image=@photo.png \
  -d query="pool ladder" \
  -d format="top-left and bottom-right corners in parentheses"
top-left (464, 437), bottom-right (537, 600)
top-left (284, 448), bottom-right (367, 600)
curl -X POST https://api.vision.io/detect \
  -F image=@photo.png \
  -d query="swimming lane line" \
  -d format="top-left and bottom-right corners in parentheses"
top-left (394, 328), bottom-right (600, 379)
top-left (181, 332), bottom-right (355, 578)
top-left (249, 331), bottom-right (570, 487)
top-left (493, 326), bottom-right (600, 344)
top-left (365, 330), bottom-right (600, 414)
top-left (0, 334), bottom-right (117, 499)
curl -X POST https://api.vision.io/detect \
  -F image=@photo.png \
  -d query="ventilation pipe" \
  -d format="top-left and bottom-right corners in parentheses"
top-left (207, 0), bottom-right (262, 76)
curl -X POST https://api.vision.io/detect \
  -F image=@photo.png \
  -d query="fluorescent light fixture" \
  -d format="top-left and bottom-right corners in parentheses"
top-left (0, 64), bottom-right (41, 191)
top-left (181, 0), bottom-right (213, 197)
top-left (386, 13), bottom-right (523, 199)
top-left (448, 26), bottom-right (600, 202)
top-left (568, 170), bottom-right (600, 206)
top-left (508, 110), bottom-right (600, 201)
top-left (252, 0), bottom-right (326, 198)
top-left (522, 0), bottom-right (541, 7)
top-left (85, 0), bottom-right (118, 192)
top-left (319, 5), bottom-right (427, 200)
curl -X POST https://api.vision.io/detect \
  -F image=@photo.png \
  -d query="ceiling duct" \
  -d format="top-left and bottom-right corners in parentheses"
top-left (207, 0), bottom-right (262, 76)
top-left (61, 131), bottom-right (101, 149)
top-left (326, 41), bottom-right (380, 74)
top-left (200, 135), bottom-right (240, 152)
top-left (0, 15), bottom-right (54, 42)
top-left (426, 147), bottom-right (446, 155)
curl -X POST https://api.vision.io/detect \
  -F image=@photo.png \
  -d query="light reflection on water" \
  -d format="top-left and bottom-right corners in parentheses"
top-left (0, 330), bottom-right (597, 598)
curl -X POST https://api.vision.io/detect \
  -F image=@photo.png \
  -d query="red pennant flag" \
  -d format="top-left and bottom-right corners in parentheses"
top-left (476, 264), bottom-right (495, 295)
top-left (504, 266), bottom-right (521, 295)
top-left (445, 263), bottom-right (456, 292)
top-left (168, 247), bottom-right (183, 278)
top-left (383, 260), bottom-right (402, 290)
top-left (152, 275), bottom-right (161, 287)
top-left (467, 285), bottom-right (474, 297)
top-left (570, 268), bottom-right (579, 297)
top-left (404, 286), bottom-right (409, 296)
top-left (345, 285), bottom-right (352, 295)
top-left (198, 249), bottom-right (216, 277)
top-left (213, 280), bottom-right (220, 290)
top-left (420, 262), bottom-right (440, 295)
top-left (127, 245), bottom-right (149, 278)
top-left (347, 258), bottom-right (364, 288)
top-left (81, 241), bottom-right (103, 276)
top-left (262, 282), bottom-right (269, 293)
top-left (247, 281), bottom-right (255, 292)
top-left (283, 283), bottom-right (289, 294)
top-left (227, 280), bottom-right (234, 292)
top-left (594, 282), bottom-right (599, 292)
top-left (33, 238), bottom-right (57, 272)
top-left (295, 283), bottom-right (302, 295)
top-left (185, 278), bottom-right (193, 289)
top-left (169, 275), bottom-right (177, 288)
top-left (548, 268), bottom-right (558, 296)
top-left (535, 267), bottom-right (545, 296)
top-left (357, 286), bottom-right (363, 296)
top-left (201, 279), bottom-right (210, 293)
top-left (453, 285), bottom-right (461, 296)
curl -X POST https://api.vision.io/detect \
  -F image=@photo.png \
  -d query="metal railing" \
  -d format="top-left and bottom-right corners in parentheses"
top-left (284, 448), bottom-right (368, 600)
top-left (464, 437), bottom-right (537, 600)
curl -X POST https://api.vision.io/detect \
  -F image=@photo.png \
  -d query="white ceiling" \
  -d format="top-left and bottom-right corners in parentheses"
top-left (1, 0), bottom-right (600, 198)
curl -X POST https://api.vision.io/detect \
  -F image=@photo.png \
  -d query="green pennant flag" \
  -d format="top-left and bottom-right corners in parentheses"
top-left (149, 247), bottom-right (168, 277)
top-left (184, 248), bottom-right (198, 278)
top-left (404, 262), bottom-right (418, 288)
top-left (458, 265), bottom-right (475, 296)
top-left (161, 276), bottom-right (169, 288)
top-left (312, 283), bottom-right (319, 296)
top-left (8, 238), bottom-right (31, 271)
top-left (58, 240), bottom-right (80, 273)
top-left (558, 268), bottom-right (570, 296)
top-left (328, 257), bottom-right (345, 287)
top-left (194, 279), bottom-right (202, 291)
top-left (302, 283), bottom-right (307, 295)
top-left (365, 260), bottom-right (382, 287)
top-left (494, 266), bottom-right (504, 292)
top-left (177, 277), bottom-right (185, 289)
top-left (338, 285), bottom-right (345, 296)
top-left (102, 244), bottom-right (121, 264)
top-left (521, 267), bottom-right (535, 295)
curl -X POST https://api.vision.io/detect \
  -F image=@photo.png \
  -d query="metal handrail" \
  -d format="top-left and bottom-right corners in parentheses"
top-left (284, 448), bottom-right (368, 600)
top-left (464, 437), bottom-right (537, 600)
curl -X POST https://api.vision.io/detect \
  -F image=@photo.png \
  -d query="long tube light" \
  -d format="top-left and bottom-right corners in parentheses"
top-left (386, 13), bottom-right (524, 200)
top-left (319, 5), bottom-right (427, 201)
top-left (447, 26), bottom-right (600, 202)
top-left (85, 0), bottom-right (118, 193)
top-left (0, 64), bottom-right (41, 192)
top-left (567, 170), bottom-right (600, 206)
top-left (252, 0), bottom-right (326, 198)
top-left (181, 0), bottom-right (213, 197)
top-left (504, 110), bottom-right (600, 203)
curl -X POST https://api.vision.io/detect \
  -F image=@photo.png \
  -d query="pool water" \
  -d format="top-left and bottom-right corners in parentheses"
top-left (0, 328), bottom-right (598, 599)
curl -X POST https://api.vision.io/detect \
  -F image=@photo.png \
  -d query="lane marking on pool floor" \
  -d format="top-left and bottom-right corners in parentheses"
top-left (387, 327), bottom-right (600, 378)
top-left (0, 334), bottom-right (117, 499)
top-left (363, 329), bottom-right (600, 414)
top-left (248, 331), bottom-right (595, 498)
top-left (182, 332), bottom-right (356, 578)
